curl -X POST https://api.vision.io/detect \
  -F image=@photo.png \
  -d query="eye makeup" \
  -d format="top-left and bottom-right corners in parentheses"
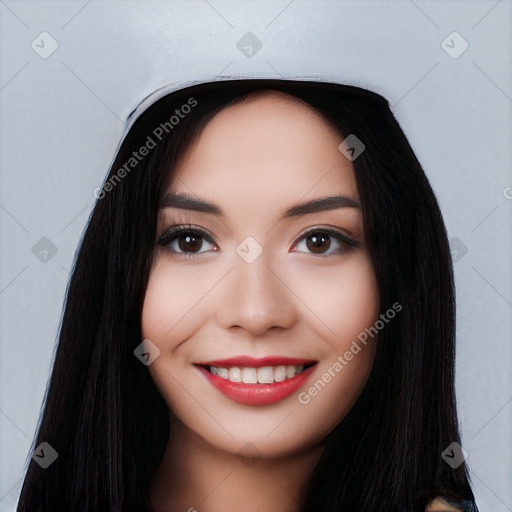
top-left (156, 221), bottom-right (362, 260)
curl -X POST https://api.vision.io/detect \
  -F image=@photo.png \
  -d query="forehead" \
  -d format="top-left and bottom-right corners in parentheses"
top-left (168, 91), bottom-right (359, 211)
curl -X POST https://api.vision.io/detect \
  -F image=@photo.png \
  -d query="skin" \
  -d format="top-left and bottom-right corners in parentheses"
top-left (426, 498), bottom-right (463, 512)
top-left (142, 91), bottom-right (380, 512)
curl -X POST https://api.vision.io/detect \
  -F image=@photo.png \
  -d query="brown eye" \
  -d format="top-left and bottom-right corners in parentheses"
top-left (157, 226), bottom-right (217, 257)
top-left (177, 232), bottom-right (203, 253)
top-left (292, 228), bottom-right (361, 257)
top-left (306, 233), bottom-right (331, 253)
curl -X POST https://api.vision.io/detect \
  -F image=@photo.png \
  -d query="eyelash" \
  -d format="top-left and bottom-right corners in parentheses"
top-left (156, 224), bottom-right (361, 259)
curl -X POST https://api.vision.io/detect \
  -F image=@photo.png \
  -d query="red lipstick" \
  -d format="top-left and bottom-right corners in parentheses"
top-left (194, 356), bottom-right (317, 406)
top-left (196, 355), bottom-right (314, 368)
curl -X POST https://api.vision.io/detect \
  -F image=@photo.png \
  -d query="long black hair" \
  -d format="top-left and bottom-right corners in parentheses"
top-left (16, 78), bottom-right (476, 511)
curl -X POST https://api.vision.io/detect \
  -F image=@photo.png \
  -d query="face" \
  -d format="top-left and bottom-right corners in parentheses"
top-left (141, 91), bottom-right (380, 459)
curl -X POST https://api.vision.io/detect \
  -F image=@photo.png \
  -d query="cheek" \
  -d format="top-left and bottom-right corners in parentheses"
top-left (286, 251), bottom-right (380, 344)
top-left (141, 265), bottom-right (174, 346)
top-left (140, 261), bottom-right (202, 414)
top-left (140, 258), bottom-right (219, 346)
top-left (285, 252), bottom-right (379, 432)
top-left (140, 257), bottom-right (227, 409)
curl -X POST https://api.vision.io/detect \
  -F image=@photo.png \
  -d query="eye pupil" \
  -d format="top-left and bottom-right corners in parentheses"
top-left (179, 233), bottom-right (202, 253)
top-left (307, 233), bottom-right (331, 253)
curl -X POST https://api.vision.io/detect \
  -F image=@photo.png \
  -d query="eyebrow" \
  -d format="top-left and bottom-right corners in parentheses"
top-left (158, 192), bottom-right (361, 219)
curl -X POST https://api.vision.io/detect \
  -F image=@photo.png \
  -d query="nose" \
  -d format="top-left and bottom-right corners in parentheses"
top-left (216, 252), bottom-right (298, 337)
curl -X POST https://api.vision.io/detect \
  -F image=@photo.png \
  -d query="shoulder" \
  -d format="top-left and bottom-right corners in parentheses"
top-left (426, 496), bottom-right (478, 512)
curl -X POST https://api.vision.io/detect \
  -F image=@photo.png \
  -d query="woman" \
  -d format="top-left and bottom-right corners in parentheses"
top-left (17, 77), bottom-right (479, 511)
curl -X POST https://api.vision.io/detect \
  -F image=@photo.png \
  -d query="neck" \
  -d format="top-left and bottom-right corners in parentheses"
top-left (150, 422), bottom-right (324, 512)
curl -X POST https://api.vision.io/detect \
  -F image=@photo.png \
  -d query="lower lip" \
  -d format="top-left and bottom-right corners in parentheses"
top-left (196, 365), bottom-right (316, 406)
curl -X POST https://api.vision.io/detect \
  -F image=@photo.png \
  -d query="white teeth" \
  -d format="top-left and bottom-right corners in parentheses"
top-left (228, 367), bottom-right (242, 382)
top-left (208, 364), bottom-right (309, 383)
top-left (241, 367), bottom-right (257, 383)
top-left (285, 365), bottom-right (296, 379)
top-left (257, 366), bottom-right (274, 384)
top-left (217, 367), bottom-right (229, 379)
top-left (274, 365), bottom-right (286, 382)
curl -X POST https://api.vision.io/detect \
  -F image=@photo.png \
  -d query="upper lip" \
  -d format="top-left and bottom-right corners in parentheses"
top-left (195, 356), bottom-right (317, 368)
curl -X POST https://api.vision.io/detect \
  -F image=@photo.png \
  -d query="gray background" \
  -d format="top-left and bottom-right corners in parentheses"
top-left (1, 1), bottom-right (511, 510)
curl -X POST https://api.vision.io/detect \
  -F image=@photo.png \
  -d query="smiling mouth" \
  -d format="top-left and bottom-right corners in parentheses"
top-left (194, 356), bottom-right (318, 406)
top-left (198, 363), bottom-right (316, 384)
